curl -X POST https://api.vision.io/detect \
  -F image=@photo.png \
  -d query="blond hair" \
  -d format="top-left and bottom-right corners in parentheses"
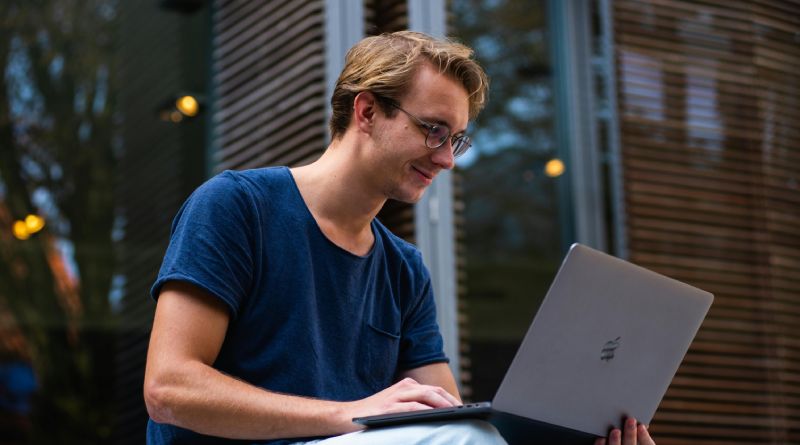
top-left (329, 31), bottom-right (489, 139)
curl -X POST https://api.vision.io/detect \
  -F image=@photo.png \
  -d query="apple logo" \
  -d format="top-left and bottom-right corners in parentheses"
top-left (601, 337), bottom-right (621, 361)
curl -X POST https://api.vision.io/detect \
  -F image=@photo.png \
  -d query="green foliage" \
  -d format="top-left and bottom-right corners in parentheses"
top-left (0, 1), bottom-right (120, 442)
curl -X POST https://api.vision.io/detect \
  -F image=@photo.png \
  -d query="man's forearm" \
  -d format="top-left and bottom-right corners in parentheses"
top-left (144, 360), bottom-right (462, 440)
top-left (145, 360), bottom-right (356, 440)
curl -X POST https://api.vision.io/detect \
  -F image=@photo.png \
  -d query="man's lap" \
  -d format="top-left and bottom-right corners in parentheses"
top-left (289, 419), bottom-right (507, 445)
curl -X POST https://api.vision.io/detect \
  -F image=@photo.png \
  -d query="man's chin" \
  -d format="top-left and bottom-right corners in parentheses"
top-left (390, 188), bottom-right (427, 204)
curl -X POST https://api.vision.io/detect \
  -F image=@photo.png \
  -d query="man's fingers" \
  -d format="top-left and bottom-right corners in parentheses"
top-left (637, 424), bottom-right (656, 445)
top-left (602, 419), bottom-right (652, 445)
top-left (608, 428), bottom-right (621, 445)
top-left (623, 418), bottom-right (637, 445)
top-left (390, 380), bottom-right (458, 408)
top-left (430, 386), bottom-right (460, 406)
top-left (384, 401), bottom-right (433, 414)
top-left (397, 386), bottom-right (456, 408)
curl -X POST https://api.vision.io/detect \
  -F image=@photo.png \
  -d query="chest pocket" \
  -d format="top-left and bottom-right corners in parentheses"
top-left (358, 309), bottom-right (401, 392)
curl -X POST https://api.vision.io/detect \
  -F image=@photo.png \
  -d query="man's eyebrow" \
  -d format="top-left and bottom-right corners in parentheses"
top-left (420, 112), bottom-right (467, 135)
top-left (421, 114), bottom-right (459, 131)
top-left (421, 115), bottom-right (451, 127)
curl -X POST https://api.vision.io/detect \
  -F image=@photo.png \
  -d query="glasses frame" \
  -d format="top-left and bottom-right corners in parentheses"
top-left (382, 99), bottom-right (472, 158)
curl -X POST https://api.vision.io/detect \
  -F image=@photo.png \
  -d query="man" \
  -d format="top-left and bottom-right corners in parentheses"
top-left (144, 31), bottom-right (655, 445)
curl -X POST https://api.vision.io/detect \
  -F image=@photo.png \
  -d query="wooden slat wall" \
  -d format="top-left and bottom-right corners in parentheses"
top-left (212, 0), bottom-right (327, 171)
top-left (614, 1), bottom-right (800, 443)
top-left (365, 0), bottom-right (408, 36)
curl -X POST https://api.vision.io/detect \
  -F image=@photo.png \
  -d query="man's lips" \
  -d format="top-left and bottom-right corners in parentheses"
top-left (412, 166), bottom-right (435, 183)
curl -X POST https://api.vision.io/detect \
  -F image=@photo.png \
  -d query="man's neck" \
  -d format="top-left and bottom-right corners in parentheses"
top-left (290, 138), bottom-right (386, 256)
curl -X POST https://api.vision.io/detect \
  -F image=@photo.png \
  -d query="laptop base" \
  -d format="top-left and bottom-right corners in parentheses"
top-left (352, 402), bottom-right (493, 427)
top-left (490, 410), bottom-right (599, 445)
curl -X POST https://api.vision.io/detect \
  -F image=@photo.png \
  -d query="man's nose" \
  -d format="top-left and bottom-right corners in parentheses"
top-left (430, 142), bottom-right (455, 170)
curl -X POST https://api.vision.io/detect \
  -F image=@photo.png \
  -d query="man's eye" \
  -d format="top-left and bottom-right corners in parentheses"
top-left (429, 125), bottom-right (449, 141)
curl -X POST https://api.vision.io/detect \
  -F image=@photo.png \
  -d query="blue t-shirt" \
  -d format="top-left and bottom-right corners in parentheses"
top-left (148, 167), bottom-right (447, 444)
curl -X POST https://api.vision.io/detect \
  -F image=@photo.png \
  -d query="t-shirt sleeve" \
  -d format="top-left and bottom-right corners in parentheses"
top-left (397, 253), bottom-right (449, 370)
top-left (150, 172), bottom-right (257, 319)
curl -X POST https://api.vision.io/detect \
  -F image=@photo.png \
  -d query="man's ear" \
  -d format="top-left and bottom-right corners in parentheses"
top-left (353, 91), bottom-right (378, 134)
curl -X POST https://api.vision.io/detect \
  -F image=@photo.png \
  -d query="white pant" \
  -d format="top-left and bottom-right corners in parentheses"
top-left (290, 420), bottom-right (508, 445)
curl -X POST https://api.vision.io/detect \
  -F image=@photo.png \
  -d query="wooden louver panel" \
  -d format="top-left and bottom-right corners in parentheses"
top-left (614, 0), bottom-right (800, 443)
top-left (212, 0), bottom-right (327, 171)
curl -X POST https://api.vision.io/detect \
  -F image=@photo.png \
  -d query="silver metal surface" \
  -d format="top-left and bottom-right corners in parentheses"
top-left (493, 244), bottom-right (713, 436)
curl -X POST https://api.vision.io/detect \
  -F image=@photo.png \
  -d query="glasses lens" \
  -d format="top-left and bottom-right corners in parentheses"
top-left (452, 135), bottom-right (472, 157)
top-left (426, 125), bottom-right (450, 148)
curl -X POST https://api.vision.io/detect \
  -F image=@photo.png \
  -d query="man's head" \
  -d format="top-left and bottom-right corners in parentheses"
top-left (329, 31), bottom-right (489, 140)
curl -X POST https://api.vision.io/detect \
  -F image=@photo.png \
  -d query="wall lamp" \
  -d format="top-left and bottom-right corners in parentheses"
top-left (157, 94), bottom-right (204, 123)
top-left (544, 158), bottom-right (565, 178)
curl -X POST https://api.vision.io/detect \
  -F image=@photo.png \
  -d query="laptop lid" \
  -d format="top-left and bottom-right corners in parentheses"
top-left (492, 243), bottom-right (713, 436)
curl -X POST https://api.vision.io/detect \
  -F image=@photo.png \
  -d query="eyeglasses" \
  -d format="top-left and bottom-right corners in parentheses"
top-left (387, 102), bottom-right (472, 158)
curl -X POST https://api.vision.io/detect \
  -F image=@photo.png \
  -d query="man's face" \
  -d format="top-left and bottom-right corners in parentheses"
top-left (370, 63), bottom-right (470, 203)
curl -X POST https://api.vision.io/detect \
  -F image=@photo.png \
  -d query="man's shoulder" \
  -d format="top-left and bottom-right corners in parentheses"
top-left (196, 166), bottom-right (292, 203)
top-left (173, 166), bottom-right (297, 231)
top-left (215, 166), bottom-right (289, 187)
top-left (373, 219), bottom-right (426, 272)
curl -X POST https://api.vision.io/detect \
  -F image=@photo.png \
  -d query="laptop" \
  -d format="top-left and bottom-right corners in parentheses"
top-left (353, 243), bottom-right (713, 442)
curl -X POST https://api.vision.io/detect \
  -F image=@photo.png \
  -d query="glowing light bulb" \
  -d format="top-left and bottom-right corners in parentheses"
top-left (25, 214), bottom-right (45, 234)
top-left (175, 95), bottom-right (199, 117)
top-left (13, 220), bottom-right (30, 240)
top-left (544, 158), bottom-right (565, 178)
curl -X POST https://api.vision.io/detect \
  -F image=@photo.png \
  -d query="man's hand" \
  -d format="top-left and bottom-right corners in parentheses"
top-left (340, 377), bottom-right (460, 430)
top-left (595, 418), bottom-right (656, 445)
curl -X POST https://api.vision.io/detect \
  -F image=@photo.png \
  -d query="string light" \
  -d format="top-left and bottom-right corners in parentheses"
top-left (12, 214), bottom-right (45, 240)
top-left (25, 214), bottom-right (45, 233)
top-left (12, 221), bottom-right (30, 240)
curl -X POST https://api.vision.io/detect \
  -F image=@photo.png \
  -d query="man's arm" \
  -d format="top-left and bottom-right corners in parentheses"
top-left (143, 281), bottom-right (460, 440)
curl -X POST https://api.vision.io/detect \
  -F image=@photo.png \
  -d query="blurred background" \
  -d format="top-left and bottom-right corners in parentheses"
top-left (0, 0), bottom-right (797, 443)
